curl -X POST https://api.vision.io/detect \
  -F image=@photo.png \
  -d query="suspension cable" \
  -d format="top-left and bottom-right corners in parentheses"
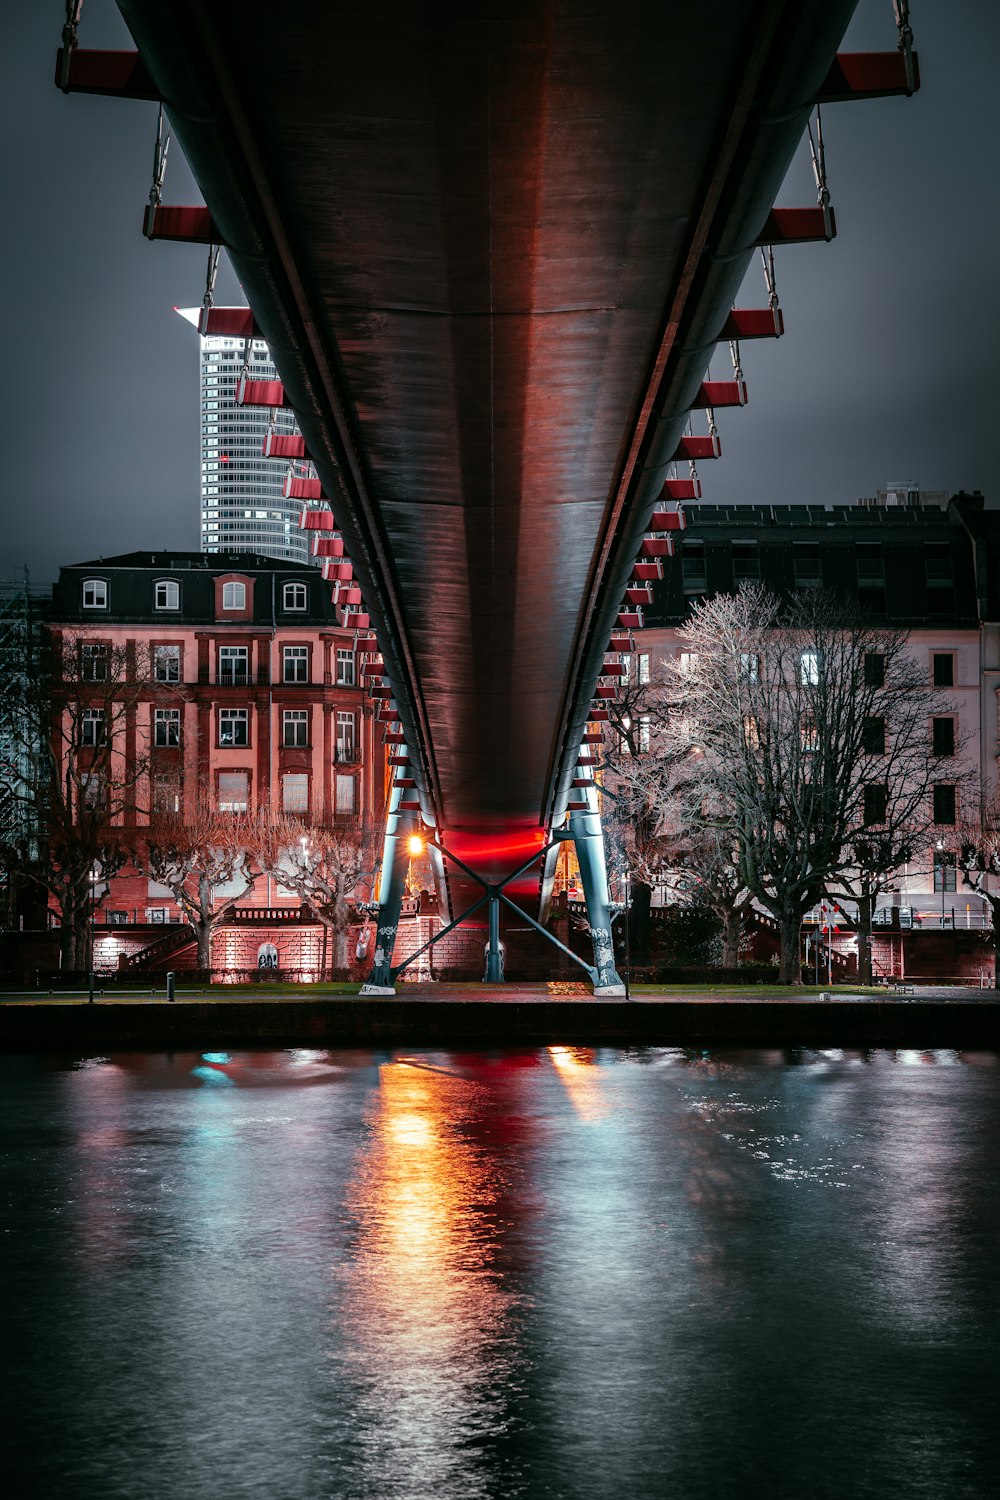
top-left (806, 106), bottom-right (833, 237)
top-left (760, 244), bottom-right (779, 315)
top-left (893, 0), bottom-right (916, 93)
top-left (201, 244), bottom-right (221, 332)
top-left (59, 1), bottom-right (84, 90)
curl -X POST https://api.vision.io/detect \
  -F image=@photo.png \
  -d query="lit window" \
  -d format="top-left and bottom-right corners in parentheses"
top-left (282, 773), bottom-right (309, 813)
top-left (219, 708), bottom-right (249, 747)
top-left (282, 709), bottom-right (309, 748)
top-left (81, 771), bottom-right (105, 809)
top-left (154, 708), bottom-right (181, 748)
top-left (82, 578), bottom-right (107, 610)
top-left (336, 648), bottom-right (355, 686)
top-left (335, 773), bottom-right (356, 815)
top-left (154, 580), bottom-right (180, 611)
top-left (283, 582), bottom-right (307, 611)
top-left (223, 581), bottom-right (246, 610)
top-left (81, 708), bottom-right (106, 747)
top-left (800, 716), bottom-right (819, 752)
top-left (637, 653), bottom-right (650, 686)
top-left (154, 645), bottom-right (181, 683)
top-left (81, 643), bottom-right (108, 682)
top-left (800, 650), bottom-right (820, 686)
top-left (637, 715), bottom-right (650, 754)
top-left (933, 848), bottom-right (957, 892)
top-left (739, 652), bottom-right (758, 683)
top-left (336, 711), bottom-right (356, 762)
top-left (153, 773), bottom-right (181, 816)
top-left (218, 771), bottom-right (249, 812)
top-left (678, 651), bottom-right (698, 675)
top-left (283, 645), bottom-right (309, 683)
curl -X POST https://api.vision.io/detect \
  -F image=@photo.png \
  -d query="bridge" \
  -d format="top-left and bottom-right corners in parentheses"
top-left (58, 0), bottom-right (917, 991)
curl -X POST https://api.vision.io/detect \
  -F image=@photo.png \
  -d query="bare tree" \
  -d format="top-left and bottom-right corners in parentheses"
top-left (250, 812), bottom-right (379, 976)
top-left (665, 586), bottom-right (951, 983)
top-left (138, 803), bottom-right (257, 970)
top-left (957, 792), bottom-right (1000, 988)
top-left (0, 631), bottom-right (150, 971)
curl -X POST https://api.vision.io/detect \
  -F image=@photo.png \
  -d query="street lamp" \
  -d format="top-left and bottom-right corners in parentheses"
top-left (88, 863), bottom-right (100, 1003)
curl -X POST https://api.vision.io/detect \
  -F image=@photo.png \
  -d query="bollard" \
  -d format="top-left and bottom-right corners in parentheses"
top-left (88, 970), bottom-right (95, 1004)
top-left (166, 971), bottom-right (176, 1003)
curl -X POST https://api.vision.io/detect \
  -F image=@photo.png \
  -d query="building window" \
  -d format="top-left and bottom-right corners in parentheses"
top-left (681, 542), bottom-right (707, 593)
top-left (800, 650), bottom-right (820, 686)
top-left (283, 645), bottom-right (309, 683)
top-left (864, 783), bottom-right (888, 826)
top-left (336, 710), bottom-right (356, 763)
top-left (855, 544), bottom-right (885, 612)
top-left (335, 773), bottom-right (356, 815)
top-left (154, 645), bottom-right (181, 683)
top-left (80, 772), bottom-right (105, 809)
top-left (81, 708), bottom-right (106, 746)
top-left (219, 708), bottom-right (249, 747)
top-left (793, 543), bottom-right (822, 589)
top-left (932, 717), bottom-right (956, 757)
top-left (282, 772), bottom-right (309, 813)
top-left (932, 653), bottom-right (954, 687)
top-left (154, 708), bottom-right (181, 748)
top-left (222, 581), bottom-right (246, 610)
top-left (282, 709), bottom-right (309, 748)
top-left (862, 716), bottom-right (885, 755)
top-left (336, 648), bottom-right (355, 686)
top-left (933, 848), bottom-right (957, 893)
top-left (218, 771), bottom-right (249, 813)
top-left (152, 772), bottom-right (181, 816)
top-left (219, 646), bottom-right (249, 685)
top-left (864, 652), bottom-right (885, 688)
top-left (933, 784), bottom-right (956, 825)
top-left (81, 643), bottom-right (108, 682)
top-left (800, 715), bottom-right (819, 753)
top-left (637, 715), bottom-right (651, 754)
top-left (731, 542), bottom-right (759, 584)
top-left (283, 582), bottom-right (307, 612)
top-left (638, 653), bottom-right (650, 686)
top-left (82, 578), bottom-right (107, 610)
top-left (739, 652), bottom-right (758, 683)
top-left (155, 580), bottom-right (180, 611)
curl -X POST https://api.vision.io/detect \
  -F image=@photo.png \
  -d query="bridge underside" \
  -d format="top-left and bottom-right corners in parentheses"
top-left (119, 0), bottom-right (860, 903)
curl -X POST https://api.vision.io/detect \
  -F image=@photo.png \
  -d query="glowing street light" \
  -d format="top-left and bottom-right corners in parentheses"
top-left (407, 834), bottom-right (425, 858)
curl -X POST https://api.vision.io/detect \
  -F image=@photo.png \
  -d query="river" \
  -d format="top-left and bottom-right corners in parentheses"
top-left (2, 1047), bottom-right (998, 1498)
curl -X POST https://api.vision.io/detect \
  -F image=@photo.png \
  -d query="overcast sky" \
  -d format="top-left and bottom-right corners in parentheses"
top-left (2, 1), bottom-right (998, 584)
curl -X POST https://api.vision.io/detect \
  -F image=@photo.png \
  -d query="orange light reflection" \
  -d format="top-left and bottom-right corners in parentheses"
top-left (547, 1046), bottom-right (608, 1120)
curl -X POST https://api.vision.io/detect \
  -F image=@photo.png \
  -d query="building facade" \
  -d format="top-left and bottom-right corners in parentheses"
top-left (177, 311), bottom-right (310, 563)
top-left (636, 493), bottom-right (1000, 976)
top-left (47, 552), bottom-right (383, 972)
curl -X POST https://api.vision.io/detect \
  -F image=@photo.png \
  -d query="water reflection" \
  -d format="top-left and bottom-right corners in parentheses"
top-left (331, 1058), bottom-right (528, 1497)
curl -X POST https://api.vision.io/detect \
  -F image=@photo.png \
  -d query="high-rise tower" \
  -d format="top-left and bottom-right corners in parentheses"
top-left (177, 309), bottom-right (311, 563)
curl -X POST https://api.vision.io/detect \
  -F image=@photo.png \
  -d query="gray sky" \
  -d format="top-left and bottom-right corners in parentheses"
top-left (2, 1), bottom-right (998, 584)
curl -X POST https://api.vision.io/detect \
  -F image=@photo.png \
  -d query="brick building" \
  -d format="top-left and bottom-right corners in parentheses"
top-left (47, 551), bottom-right (384, 975)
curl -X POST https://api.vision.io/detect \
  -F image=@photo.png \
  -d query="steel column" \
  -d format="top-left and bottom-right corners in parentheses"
top-left (569, 797), bottom-right (626, 995)
top-left (359, 783), bottom-right (418, 995)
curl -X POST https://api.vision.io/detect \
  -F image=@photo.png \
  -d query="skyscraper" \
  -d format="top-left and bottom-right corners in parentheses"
top-left (177, 309), bottom-right (311, 564)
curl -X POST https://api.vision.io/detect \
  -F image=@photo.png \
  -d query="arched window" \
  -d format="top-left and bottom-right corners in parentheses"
top-left (222, 581), bottom-right (246, 610)
top-left (283, 581), bottom-right (307, 611)
top-left (155, 579), bottom-right (180, 610)
top-left (82, 578), bottom-right (107, 609)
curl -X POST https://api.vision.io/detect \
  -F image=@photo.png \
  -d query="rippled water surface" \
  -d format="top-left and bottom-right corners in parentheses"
top-left (2, 1047), bottom-right (999, 1499)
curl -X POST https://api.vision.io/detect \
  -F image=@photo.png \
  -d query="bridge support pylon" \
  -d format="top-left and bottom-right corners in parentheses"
top-left (569, 799), bottom-right (626, 996)
top-left (359, 786), bottom-right (419, 996)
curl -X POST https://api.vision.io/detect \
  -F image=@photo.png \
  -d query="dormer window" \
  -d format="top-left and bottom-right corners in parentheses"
top-left (222, 581), bottom-right (246, 611)
top-left (82, 578), bottom-right (107, 610)
top-left (155, 579), bottom-right (180, 611)
top-left (283, 581), bottom-right (307, 612)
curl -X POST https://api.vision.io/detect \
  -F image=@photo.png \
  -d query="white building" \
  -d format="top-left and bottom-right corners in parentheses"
top-left (177, 310), bottom-right (311, 564)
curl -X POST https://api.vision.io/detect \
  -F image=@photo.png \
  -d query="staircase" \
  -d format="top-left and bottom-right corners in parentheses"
top-left (118, 925), bottom-right (196, 971)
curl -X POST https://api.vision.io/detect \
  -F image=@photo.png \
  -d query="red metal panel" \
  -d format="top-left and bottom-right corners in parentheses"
top-left (263, 432), bottom-right (307, 459)
top-left (143, 205), bottom-right (217, 243)
top-left (640, 536), bottom-right (671, 558)
top-left (369, 685), bottom-right (393, 699)
top-left (299, 507), bottom-right (334, 531)
top-left (632, 560), bottom-right (664, 582)
top-left (589, 708), bottom-right (611, 722)
top-left (311, 536), bottom-right (344, 557)
top-left (343, 611), bottom-right (371, 630)
top-left (720, 308), bottom-right (784, 339)
top-left (757, 207), bottom-right (836, 244)
top-left (200, 307), bottom-right (258, 338)
top-left (662, 478), bottom-right (701, 500)
top-left (625, 583), bottom-right (654, 605)
top-left (601, 660), bottom-right (627, 676)
top-left (236, 376), bottom-right (287, 407)
top-left (818, 51), bottom-right (919, 102)
top-left (617, 609), bottom-right (644, 629)
top-left (672, 434), bottom-right (721, 461)
top-left (649, 510), bottom-right (687, 531)
top-left (582, 730), bottom-right (603, 743)
top-left (55, 48), bottom-right (159, 100)
top-left (594, 684), bottom-right (618, 700)
top-left (285, 475), bottom-right (324, 500)
top-left (692, 381), bottom-right (748, 408)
